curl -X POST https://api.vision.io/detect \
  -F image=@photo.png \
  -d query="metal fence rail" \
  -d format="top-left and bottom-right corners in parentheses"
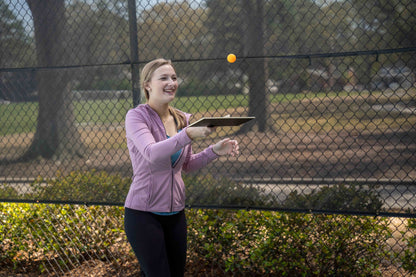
top-left (1, 0), bottom-right (415, 275)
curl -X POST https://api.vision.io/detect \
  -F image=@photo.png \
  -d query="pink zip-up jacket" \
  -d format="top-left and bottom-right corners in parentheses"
top-left (124, 104), bottom-right (218, 212)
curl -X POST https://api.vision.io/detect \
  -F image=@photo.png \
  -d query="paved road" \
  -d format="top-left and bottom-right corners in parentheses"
top-left (235, 178), bottom-right (416, 212)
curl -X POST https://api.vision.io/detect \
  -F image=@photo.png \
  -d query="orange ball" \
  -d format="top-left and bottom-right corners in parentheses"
top-left (227, 53), bottom-right (236, 63)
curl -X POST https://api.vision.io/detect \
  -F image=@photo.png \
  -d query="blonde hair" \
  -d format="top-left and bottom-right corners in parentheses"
top-left (141, 58), bottom-right (186, 129)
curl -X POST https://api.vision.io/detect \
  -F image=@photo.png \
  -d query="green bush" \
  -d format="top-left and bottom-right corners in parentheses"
top-left (25, 170), bottom-right (131, 204)
top-left (0, 171), bottom-right (404, 276)
top-left (0, 202), bottom-right (397, 276)
top-left (19, 170), bottom-right (260, 207)
top-left (184, 174), bottom-right (277, 208)
top-left (0, 203), bottom-right (33, 269)
top-left (0, 185), bottom-right (20, 199)
top-left (0, 202), bottom-right (125, 273)
top-left (187, 209), bottom-right (392, 276)
top-left (281, 184), bottom-right (383, 213)
top-left (178, 77), bottom-right (241, 97)
top-left (177, 78), bottom-right (207, 96)
top-left (76, 79), bottom-right (131, 91)
top-left (401, 218), bottom-right (416, 272)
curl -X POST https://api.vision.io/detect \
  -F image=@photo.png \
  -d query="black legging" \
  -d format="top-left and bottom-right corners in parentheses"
top-left (124, 208), bottom-right (187, 277)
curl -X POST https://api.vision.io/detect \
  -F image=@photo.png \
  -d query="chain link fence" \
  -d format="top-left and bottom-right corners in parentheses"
top-left (1, 0), bottom-right (416, 275)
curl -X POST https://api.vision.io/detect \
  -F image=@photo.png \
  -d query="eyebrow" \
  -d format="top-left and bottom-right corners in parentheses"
top-left (158, 73), bottom-right (177, 78)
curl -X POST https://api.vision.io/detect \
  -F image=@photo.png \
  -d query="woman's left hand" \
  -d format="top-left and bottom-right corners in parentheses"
top-left (212, 138), bottom-right (239, 157)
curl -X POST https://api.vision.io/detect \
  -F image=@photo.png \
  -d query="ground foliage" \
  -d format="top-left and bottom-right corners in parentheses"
top-left (1, 171), bottom-right (415, 276)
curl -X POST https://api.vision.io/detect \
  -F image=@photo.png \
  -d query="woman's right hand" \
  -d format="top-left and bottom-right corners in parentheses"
top-left (186, 126), bottom-right (216, 140)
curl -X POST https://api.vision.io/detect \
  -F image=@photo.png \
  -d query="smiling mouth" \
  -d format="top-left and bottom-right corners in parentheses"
top-left (164, 88), bottom-right (176, 93)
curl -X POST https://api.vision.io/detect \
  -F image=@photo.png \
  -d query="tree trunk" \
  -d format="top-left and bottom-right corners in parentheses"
top-left (22, 0), bottom-right (84, 161)
top-left (240, 0), bottom-right (268, 133)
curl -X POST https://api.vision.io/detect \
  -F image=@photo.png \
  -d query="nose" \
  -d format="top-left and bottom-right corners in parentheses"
top-left (167, 78), bottom-right (177, 86)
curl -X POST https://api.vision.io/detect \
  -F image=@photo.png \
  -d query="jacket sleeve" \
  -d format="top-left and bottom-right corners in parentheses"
top-left (125, 109), bottom-right (192, 164)
top-left (182, 144), bottom-right (219, 173)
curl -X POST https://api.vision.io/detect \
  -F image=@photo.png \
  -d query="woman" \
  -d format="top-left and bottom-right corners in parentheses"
top-left (124, 58), bottom-right (239, 277)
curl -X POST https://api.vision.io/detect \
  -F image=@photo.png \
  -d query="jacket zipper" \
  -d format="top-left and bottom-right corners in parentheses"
top-left (159, 112), bottom-right (183, 213)
top-left (170, 170), bottom-right (174, 212)
top-left (158, 115), bottom-right (174, 212)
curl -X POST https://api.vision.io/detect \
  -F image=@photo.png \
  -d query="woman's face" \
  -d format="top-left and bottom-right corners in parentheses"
top-left (146, 64), bottom-right (178, 105)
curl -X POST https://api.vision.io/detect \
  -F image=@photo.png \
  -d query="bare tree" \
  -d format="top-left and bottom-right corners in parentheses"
top-left (240, 0), bottom-right (268, 133)
top-left (20, 0), bottom-right (84, 161)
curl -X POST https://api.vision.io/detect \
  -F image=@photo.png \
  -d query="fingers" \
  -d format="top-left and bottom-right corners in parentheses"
top-left (186, 126), bottom-right (216, 140)
top-left (215, 138), bottom-right (239, 157)
top-left (205, 126), bottom-right (216, 136)
top-left (228, 139), bottom-right (239, 157)
top-left (232, 140), bottom-right (239, 156)
top-left (219, 138), bottom-right (231, 144)
top-left (186, 128), bottom-right (239, 156)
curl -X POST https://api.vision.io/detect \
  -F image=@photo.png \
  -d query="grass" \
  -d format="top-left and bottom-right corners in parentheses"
top-left (1, 89), bottom-right (415, 137)
top-left (0, 102), bottom-right (38, 134)
top-left (0, 99), bottom-right (131, 136)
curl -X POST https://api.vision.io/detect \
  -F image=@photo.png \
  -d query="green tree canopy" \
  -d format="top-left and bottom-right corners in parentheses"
top-left (138, 1), bottom-right (209, 63)
top-left (0, 0), bottom-right (34, 67)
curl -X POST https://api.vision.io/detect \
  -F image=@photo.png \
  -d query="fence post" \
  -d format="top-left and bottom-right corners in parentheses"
top-left (128, 0), bottom-right (140, 107)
